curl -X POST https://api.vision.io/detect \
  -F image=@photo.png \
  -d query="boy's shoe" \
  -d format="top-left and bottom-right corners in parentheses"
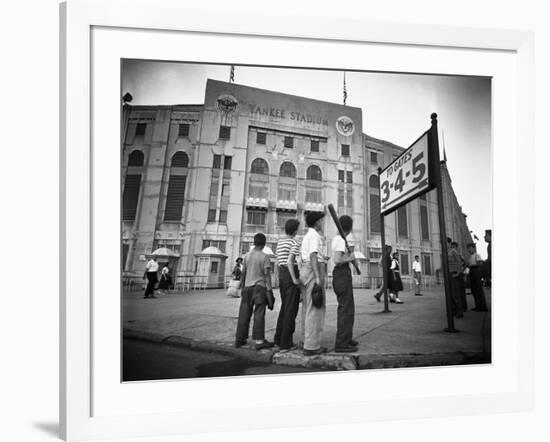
top-left (374, 293), bottom-right (381, 302)
top-left (415, 293), bottom-right (423, 296)
top-left (334, 345), bottom-right (358, 353)
top-left (234, 340), bottom-right (247, 348)
top-left (395, 298), bottom-right (404, 304)
top-left (303, 347), bottom-right (327, 356)
top-left (255, 340), bottom-right (274, 350)
top-left (349, 339), bottom-right (359, 346)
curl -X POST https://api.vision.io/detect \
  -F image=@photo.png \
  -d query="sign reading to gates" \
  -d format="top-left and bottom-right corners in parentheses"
top-left (379, 130), bottom-right (436, 214)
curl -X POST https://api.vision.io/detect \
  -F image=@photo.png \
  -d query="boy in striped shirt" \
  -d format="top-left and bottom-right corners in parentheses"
top-left (274, 218), bottom-right (301, 351)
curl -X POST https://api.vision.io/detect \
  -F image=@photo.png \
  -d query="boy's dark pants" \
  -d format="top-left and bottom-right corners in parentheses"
top-left (332, 264), bottom-right (355, 348)
top-left (144, 272), bottom-right (157, 297)
top-left (469, 267), bottom-right (488, 311)
top-left (274, 266), bottom-right (300, 349)
top-left (235, 285), bottom-right (267, 342)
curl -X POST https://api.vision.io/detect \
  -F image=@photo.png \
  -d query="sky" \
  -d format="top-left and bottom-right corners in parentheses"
top-left (122, 60), bottom-right (492, 257)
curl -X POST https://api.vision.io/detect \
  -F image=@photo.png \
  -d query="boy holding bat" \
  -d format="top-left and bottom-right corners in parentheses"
top-left (331, 214), bottom-right (359, 353)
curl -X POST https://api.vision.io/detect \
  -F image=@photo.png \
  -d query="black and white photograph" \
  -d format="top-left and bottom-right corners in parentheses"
top-left (121, 60), bottom-right (492, 381)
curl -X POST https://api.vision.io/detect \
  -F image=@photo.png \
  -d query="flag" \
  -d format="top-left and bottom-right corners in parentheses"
top-left (229, 65), bottom-right (235, 83)
top-left (343, 72), bottom-right (347, 105)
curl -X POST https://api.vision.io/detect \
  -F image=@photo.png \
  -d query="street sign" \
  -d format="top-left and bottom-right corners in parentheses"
top-left (379, 130), bottom-right (436, 214)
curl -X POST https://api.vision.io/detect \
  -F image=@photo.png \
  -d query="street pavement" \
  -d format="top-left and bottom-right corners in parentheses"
top-left (123, 285), bottom-right (491, 372)
top-left (123, 338), bottom-right (327, 381)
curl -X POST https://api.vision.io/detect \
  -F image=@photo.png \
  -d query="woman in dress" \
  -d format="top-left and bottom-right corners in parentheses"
top-left (227, 257), bottom-right (243, 298)
top-left (157, 263), bottom-right (172, 294)
top-left (389, 252), bottom-right (404, 304)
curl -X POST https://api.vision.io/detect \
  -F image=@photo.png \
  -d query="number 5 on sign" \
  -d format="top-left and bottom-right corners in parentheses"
top-left (379, 129), bottom-right (436, 215)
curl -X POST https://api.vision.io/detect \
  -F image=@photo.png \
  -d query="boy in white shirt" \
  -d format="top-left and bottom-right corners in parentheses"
top-left (143, 256), bottom-right (159, 299)
top-left (412, 255), bottom-right (423, 296)
top-left (299, 211), bottom-right (327, 356)
top-left (331, 215), bottom-right (359, 353)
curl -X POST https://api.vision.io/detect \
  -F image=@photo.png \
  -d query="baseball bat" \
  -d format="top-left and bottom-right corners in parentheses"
top-left (327, 204), bottom-right (361, 275)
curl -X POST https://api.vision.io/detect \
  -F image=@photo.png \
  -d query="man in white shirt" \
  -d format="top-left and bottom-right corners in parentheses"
top-left (143, 256), bottom-right (159, 299)
top-left (412, 255), bottom-right (423, 296)
top-left (466, 243), bottom-right (488, 312)
top-left (299, 211), bottom-right (327, 356)
top-left (331, 215), bottom-right (358, 352)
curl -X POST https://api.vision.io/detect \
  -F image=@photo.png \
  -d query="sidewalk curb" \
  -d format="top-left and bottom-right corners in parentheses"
top-left (123, 329), bottom-right (489, 371)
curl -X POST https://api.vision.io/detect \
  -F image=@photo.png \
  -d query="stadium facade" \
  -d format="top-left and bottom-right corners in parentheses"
top-left (121, 79), bottom-right (472, 288)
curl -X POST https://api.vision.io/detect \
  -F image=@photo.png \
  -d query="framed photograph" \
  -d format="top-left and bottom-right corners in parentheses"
top-left (60, 0), bottom-right (534, 440)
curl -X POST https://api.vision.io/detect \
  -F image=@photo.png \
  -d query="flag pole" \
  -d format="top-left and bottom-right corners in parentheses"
top-left (430, 113), bottom-right (458, 333)
top-left (343, 71), bottom-right (347, 106)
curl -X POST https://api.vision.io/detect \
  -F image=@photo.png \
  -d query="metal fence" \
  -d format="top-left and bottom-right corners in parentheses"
top-left (123, 273), bottom-right (438, 294)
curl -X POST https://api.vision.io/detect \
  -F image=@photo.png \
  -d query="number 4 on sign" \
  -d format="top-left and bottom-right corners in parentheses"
top-left (394, 169), bottom-right (405, 193)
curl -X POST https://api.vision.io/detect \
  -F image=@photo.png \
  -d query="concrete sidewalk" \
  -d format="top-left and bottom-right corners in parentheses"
top-left (122, 285), bottom-right (491, 371)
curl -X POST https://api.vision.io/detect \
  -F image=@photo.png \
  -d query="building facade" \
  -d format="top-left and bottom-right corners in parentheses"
top-left (122, 79), bottom-right (471, 288)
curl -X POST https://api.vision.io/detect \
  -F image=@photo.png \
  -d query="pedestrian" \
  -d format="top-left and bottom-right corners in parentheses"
top-left (466, 242), bottom-right (489, 312)
top-left (227, 257), bottom-right (243, 298)
top-left (299, 211), bottom-right (327, 356)
top-left (157, 263), bottom-right (172, 295)
top-left (331, 215), bottom-right (359, 353)
top-left (235, 233), bottom-right (275, 350)
top-left (483, 229), bottom-right (492, 288)
top-left (143, 256), bottom-right (159, 299)
top-left (274, 219), bottom-right (301, 351)
top-left (388, 252), bottom-right (404, 304)
top-left (374, 244), bottom-right (392, 302)
top-left (448, 241), bottom-right (465, 318)
top-left (412, 255), bottom-right (423, 296)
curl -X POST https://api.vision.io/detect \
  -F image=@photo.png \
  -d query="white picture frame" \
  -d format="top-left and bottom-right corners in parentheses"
top-left (60, 0), bottom-right (534, 440)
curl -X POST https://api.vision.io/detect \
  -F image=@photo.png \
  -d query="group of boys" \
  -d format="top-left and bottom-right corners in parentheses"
top-left (447, 238), bottom-right (489, 318)
top-left (234, 210), bottom-right (359, 355)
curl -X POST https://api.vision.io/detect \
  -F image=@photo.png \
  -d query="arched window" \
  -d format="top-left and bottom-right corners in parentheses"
top-left (306, 165), bottom-right (322, 181)
top-left (369, 174), bottom-right (380, 190)
top-left (369, 175), bottom-right (381, 233)
top-left (249, 158), bottom-right (269, 199)
top-left (280, 162), bottom-right (296, 178)
top-left (123, 150), bottom-right (144, 221)
top-left (164, 152), bottom-right (189, 221)
top-left (128, 150), bottom-right (144, 167)
top-left (251, 158), bottom-right (269, 175)
top-left (171, 151), bottom-right (189, 168)
top-left (278, 162), bottom-right (297, 202)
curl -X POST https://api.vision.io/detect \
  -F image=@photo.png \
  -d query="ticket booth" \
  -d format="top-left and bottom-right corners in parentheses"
top-left (194, 246), bottom-right (228, 289)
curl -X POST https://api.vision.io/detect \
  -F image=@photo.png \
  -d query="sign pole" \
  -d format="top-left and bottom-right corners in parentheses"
top-left (430, 113), bottom-right (458, 333)
top-left (377, 167), bottom-right (390, 313)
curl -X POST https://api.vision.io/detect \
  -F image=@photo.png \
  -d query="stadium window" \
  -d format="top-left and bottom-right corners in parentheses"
top-left (397, 206), bottom-right (408, 238)
top-left (247, 210), bottom-right (266, 226)
top-left (219, 125), bottom-right (231, 140)
top-left (171, 151), bottom-right (189, 168)
top-left (122, 175), bottom-right (141, 221)
top-left (251, 158), bottom-right (269, 175)
top-left (279, 162), bottom-right (297, 178)
top-left (338, 170), bottom-right (345, 183)
top-left (207, 209), bottom-right (217, 223)
top-left (135, 123), bottom-right (146, 136)
top-left (370, 151), bottom-right (378, 164)
top-left (224, 156), bottom-right (232, 170)
top-left (213, 154), bottom-right (221, 169)
top-left (341, 144), bottom-right (350, 157)
top-left (178, 123), bottom-right (190, 137)
top-left (164, 175), bottom-right (186, 221)
top-left (127, 150), bottom-right (144, 167)
top-left (346, 171), bottom-right (353, 184)
top-left (256, 132), bottom-right (267, 144)
top-left (306, 165), bottom-right (322, 181)
top-left (310, 139), bottom-right (319, 152)
top-left (284, 136), bottom-right (294, 148)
